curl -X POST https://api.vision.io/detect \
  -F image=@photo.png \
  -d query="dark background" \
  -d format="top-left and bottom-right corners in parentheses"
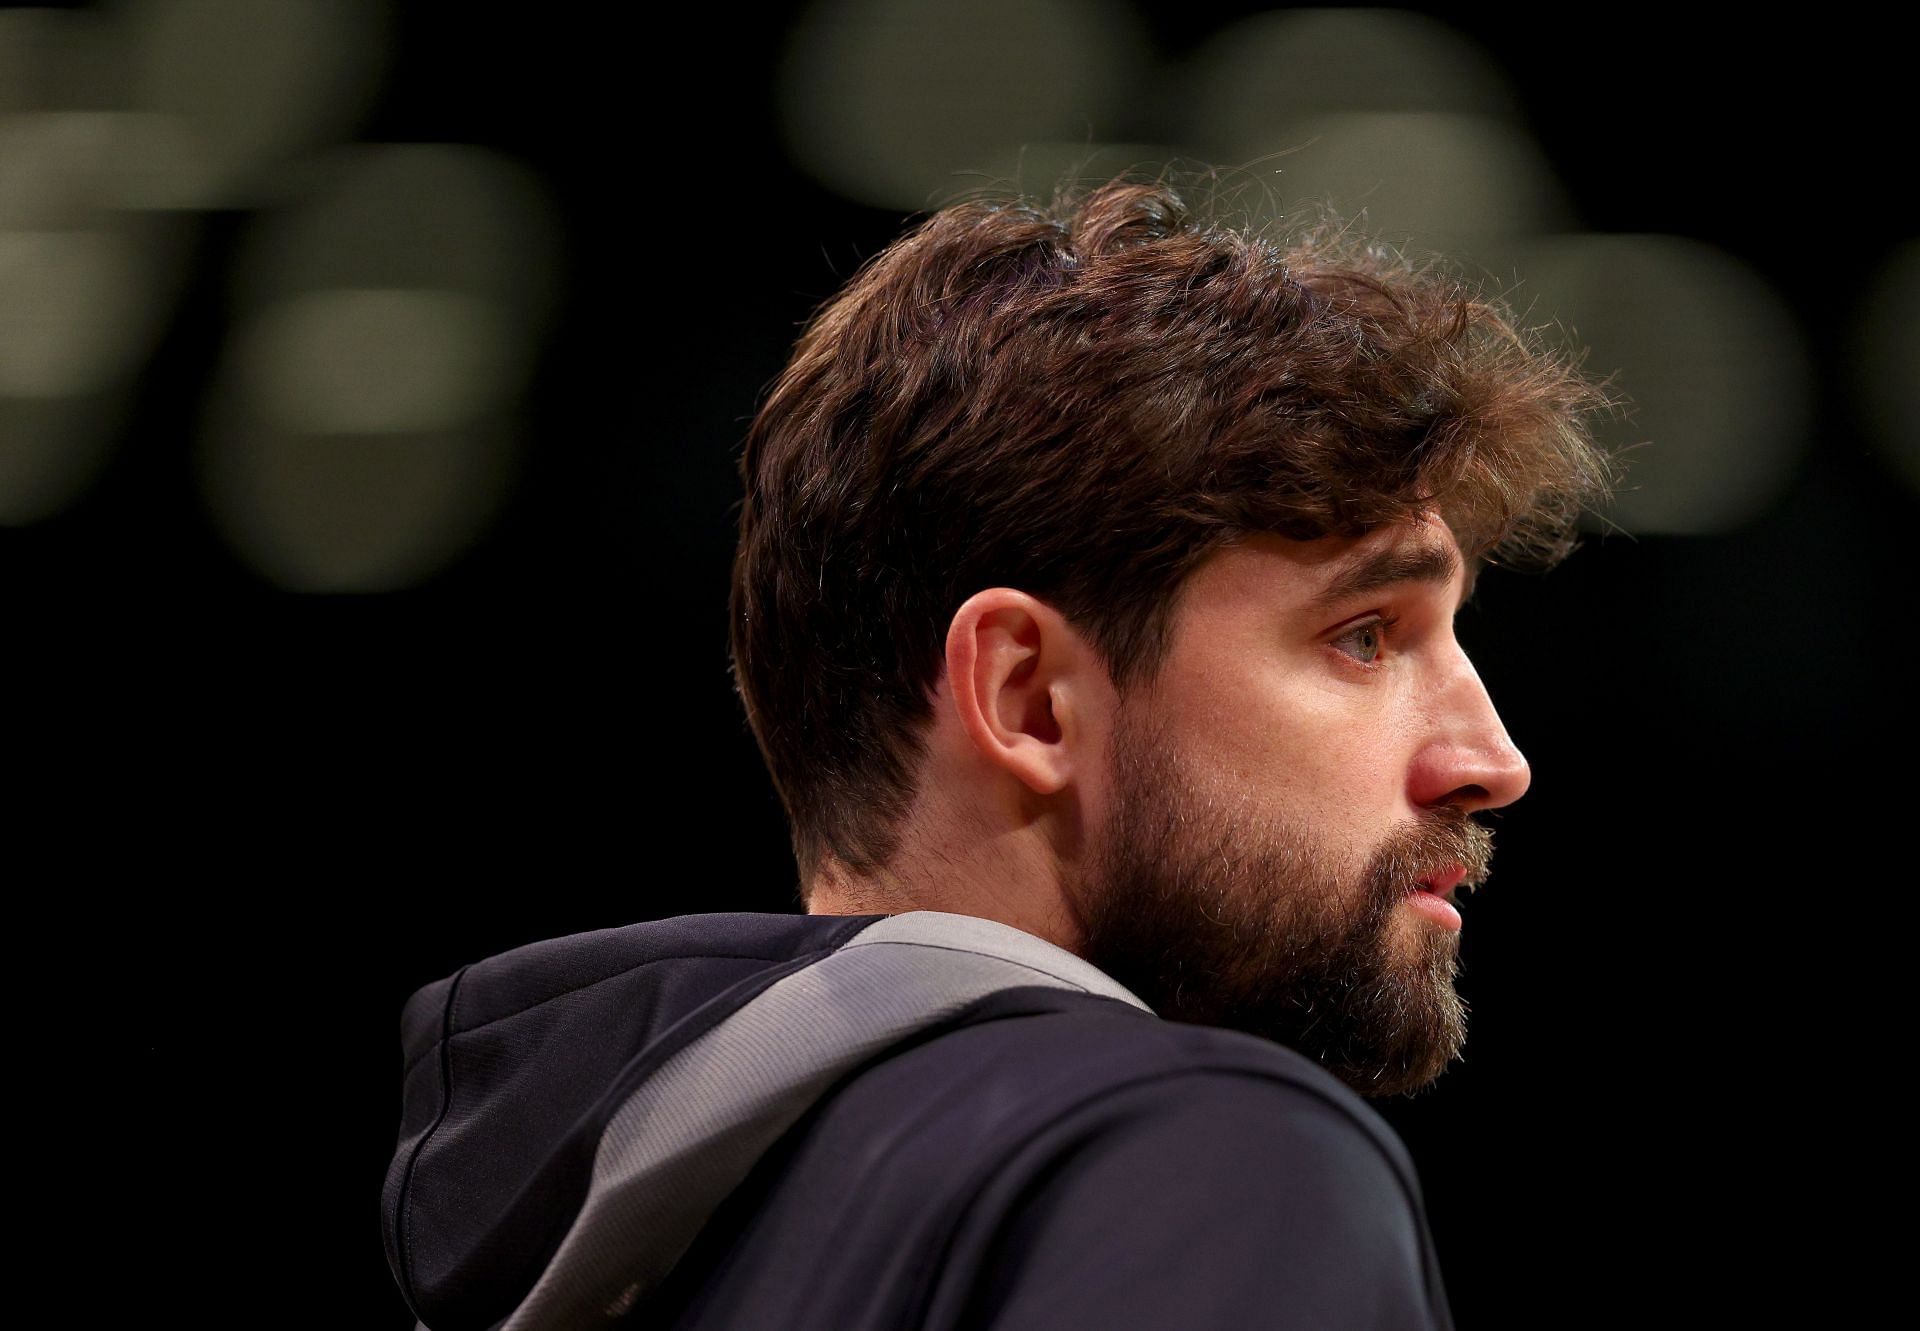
top-left (11, 3), bottom-right (1898, 1326)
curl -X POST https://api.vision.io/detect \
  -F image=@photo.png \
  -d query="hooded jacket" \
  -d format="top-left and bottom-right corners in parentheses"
top-left (383, 909), bottom-right (1455, 1330)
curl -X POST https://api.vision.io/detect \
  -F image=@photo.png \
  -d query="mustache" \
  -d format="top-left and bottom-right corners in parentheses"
top-left (1376, 807), bottom-right (1495, 894)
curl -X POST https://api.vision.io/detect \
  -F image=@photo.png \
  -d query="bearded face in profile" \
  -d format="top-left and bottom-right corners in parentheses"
top-left (1066, 698), bottom-right (1493, 1099)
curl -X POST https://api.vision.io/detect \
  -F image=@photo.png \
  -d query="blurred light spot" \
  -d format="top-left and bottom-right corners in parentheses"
top-left (56, 112), bottom-right (214, 212)
top-left (0, 112), bottom-right (212, 225)
top-left (963, 142), bottom-right (1186, 204)
top-left (0, 396), bottom-right (119, 526)
top-left (779, 0), bottom-right (1147, 209)
top-left (1181, 9), bottom-right (1517, 147)
top-left (199, 144), bottom-right (556, 592)
top-left (123, 0), bottom-right (389, 206)
top-left (0, 9), bottom-right (91, 115)
top-left (0, 113), bottom-right (90, 227)
top-left (199, 421), bottom-right (518, 593)
top-left (1851, 241), bottom-right (1920, 494)
top-left (1513, 235), bottom-right (1810, 535)
top-left (0, 229), bottom-right (153, 397)
top-left (238, 290), bottom-right (516, 435)
top-left (0, 212), bottom-right (191, 525)
top-left (234, 144), bottom-right (560, 326)
top-left (1227, 112), bottom-right (1568, 254)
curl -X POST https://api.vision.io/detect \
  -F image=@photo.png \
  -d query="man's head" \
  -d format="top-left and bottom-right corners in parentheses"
top-left (1063, 518), bottom-right (1517, 1097)
top-left (729, 177), bottom-right (1613, 1094)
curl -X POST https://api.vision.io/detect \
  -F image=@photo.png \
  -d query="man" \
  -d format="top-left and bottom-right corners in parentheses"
top-left (382, 178), bottom-right (1612, 1330)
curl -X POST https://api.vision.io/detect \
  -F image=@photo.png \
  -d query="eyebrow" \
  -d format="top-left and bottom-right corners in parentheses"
top-left (1306, 539), bottom-right (1478, 613)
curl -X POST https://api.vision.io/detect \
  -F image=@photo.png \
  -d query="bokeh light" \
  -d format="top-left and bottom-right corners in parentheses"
top-left (1851, 240), bottom-right (1920, 495)
top-left (197, 145), bottom-right (557, 592)
top-left (238, 290), bottom-right (516, 436)
top-left (1173, 10), bottom-right (1562, 256)
top-left (778, 0), bottom-right (1148, 209)
top-left (959, 141), bottom-right (1185, 205)
top-left (123, 0), bottom-right (391, 207)
top-left (1225, 112), bottom-right (1567, 252)
top-left (1511, 235), bottom-right (1811, 534)
top-left (1, 100), bottom-right (194, 523)
top-left (0, 0), bottom-right (396, 528)
top-left (1178, 8), bottom-right (1517, 130)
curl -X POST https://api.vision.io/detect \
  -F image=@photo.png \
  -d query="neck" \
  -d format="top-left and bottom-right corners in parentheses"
top-left (806, 860), bottom-right (1084, 954)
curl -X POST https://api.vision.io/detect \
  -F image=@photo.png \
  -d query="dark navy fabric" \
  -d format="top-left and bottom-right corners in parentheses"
top-left (383, 912), bottom-right (885, 1329)
top-left (385, 913), bottom-right (1455, 1331)
top-left (643, 986), bottom-right (1453, 1331)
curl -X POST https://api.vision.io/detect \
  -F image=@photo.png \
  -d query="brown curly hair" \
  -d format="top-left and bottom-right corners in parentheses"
top-left (729, 177), bottom-right (1615, 896)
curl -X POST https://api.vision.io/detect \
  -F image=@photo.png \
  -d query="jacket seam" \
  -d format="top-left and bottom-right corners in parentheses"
top-left (841, 939), bottom-right (1106, 996)
top-left (398, 962), bottom-right (468, 1313)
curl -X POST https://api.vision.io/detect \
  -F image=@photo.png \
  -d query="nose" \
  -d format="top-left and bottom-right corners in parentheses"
top-left (1407, 649), bottom-right (1532, 814)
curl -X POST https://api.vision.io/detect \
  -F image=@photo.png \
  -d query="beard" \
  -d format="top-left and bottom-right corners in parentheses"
top-left (1062, 704), bottom-right (1495, 1099)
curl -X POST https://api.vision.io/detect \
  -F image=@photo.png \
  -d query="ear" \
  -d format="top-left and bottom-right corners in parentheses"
top-left (942, 588), bottom-right (1098, 797)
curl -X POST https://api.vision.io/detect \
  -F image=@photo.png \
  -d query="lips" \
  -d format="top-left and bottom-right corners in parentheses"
top-left (1404, 866), bottom-right (1466, 932)
top-left (1415, 864), bottom-right (1469, 901)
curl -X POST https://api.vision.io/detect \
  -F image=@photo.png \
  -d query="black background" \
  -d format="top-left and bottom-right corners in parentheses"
top-left (11, 4), bottom-right (1898, 1326)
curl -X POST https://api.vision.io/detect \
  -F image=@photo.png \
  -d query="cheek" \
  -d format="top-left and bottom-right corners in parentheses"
top-left (1176, 671), bottom-right (1404, 819)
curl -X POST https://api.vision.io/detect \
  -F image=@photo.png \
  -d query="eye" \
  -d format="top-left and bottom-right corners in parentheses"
top-left (1330, 614), bottom-right (1399, 667)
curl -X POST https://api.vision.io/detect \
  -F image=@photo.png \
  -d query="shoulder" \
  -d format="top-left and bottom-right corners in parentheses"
top-left (850, 986), bottom-right (1422, 1193)
top-left (855, 989), bottom-right (1452, 1329)
top-left (678, 987), bottom-right (1452, 1331)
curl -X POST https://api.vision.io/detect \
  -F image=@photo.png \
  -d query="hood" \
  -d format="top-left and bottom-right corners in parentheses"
top-left (382, 910), bottom-right (1150, 1331)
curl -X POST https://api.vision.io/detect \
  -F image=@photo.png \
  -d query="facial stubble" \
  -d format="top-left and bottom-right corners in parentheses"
top-left (1065, 708), bottom-right (1494, 1098)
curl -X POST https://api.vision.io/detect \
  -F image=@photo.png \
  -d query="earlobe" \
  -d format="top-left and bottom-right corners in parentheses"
top-left (944, 589), bottom-right (1077, 797)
